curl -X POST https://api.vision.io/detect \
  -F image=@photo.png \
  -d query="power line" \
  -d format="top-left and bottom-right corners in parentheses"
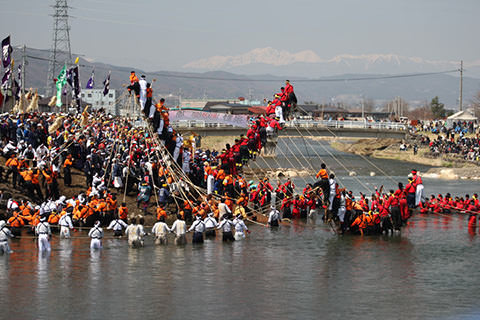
top-left (147, 69), bottom-right (459, 82)
top-left (23, 50), bottom-right (460, 83)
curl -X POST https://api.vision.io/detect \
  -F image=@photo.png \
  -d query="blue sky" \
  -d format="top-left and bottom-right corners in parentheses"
top-left (1, 0), bottom-right (479, 71)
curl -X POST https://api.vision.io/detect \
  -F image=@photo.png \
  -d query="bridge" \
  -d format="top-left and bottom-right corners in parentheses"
top-left (174, 120), bottom-right (407, 139)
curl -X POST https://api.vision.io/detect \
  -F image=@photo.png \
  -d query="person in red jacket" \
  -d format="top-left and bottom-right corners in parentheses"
top-left (386, 190), bottom-right (402, 230)
top-left (265, 101), bottom-right (276, 117)
top-left (396, 182), bottom-right (409, 221)
top-left (405, 178), bottom-right (416, 208)
top-left (291, 195), bottom-right (302, 219)
top-left (281, 196), bottom-right (292, 219)
top-left (284, 80), bottom-right (297, 118)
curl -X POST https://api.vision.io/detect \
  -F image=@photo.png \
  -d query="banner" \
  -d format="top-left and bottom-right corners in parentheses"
top-left (1, 35), bottom-right (12, 68)
top-left (86, 69), bottom-right (94, 89)
top-left (169, 110), bottom-right (249, 128)
top-left (103, 72), bottom-right (110, 96)
top-left (1, 67), bottom-right (10, 90)
top-left (56, 64), bottom-right (67, 107)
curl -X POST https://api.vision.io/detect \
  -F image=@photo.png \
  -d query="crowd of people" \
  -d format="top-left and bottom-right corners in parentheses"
top-left (415, 120), bottom-right (477, 135)
top-left (1, 75), bottom-right (479, 255)
top-left (0, 77), bottom-right (298, 253)
top-left (417, 134), bottom-right (480, 162)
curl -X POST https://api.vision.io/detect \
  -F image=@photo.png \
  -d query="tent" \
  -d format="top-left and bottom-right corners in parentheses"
top-left (446, 110), bottom-right (477, 128)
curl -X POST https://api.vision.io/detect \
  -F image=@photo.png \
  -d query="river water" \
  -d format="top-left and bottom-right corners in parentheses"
top-left (2, 138), bottom-right (480, 320)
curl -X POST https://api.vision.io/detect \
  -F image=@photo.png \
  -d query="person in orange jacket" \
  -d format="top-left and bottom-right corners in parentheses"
top-left (63, 154), bottom-right (73, 187)
top-left (31, 167), bottom-right (44, 201)
top-left (351, 212), bottom-right (366, 236)
top-left (156, 204), bottom-right (167, 221)
top-left (127, 71), bottom-right (140, 97)
top-left (5, 154), bottom-right (19, 188)
top-left (118, 202), bottom-right (129, 223)
top-left (8, 212), bottom-right (25, 237)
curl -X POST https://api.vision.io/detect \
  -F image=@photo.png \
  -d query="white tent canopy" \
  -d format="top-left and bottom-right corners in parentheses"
top-left (447, 110), bottom-right (477, 121)
top-left (446, 110), bottom-right (477, 128)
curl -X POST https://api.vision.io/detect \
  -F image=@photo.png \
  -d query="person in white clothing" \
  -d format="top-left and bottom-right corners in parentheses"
top-left (36, 216), bottom-right (52, 252)
top-left (328, 174), bottom-right (337, 211)
top-left (182, 149), bottom-right (191, 174)
top-left (233, 214), bottom-right (249, 240)
top-left (152, 216), bottom-right (169, 245)
top-left (206, 173), bottom-right (215, 195)
top-left (267, 205), bottom-right (281, 227)
top-left (218, 200), bottom-right (231, 217)
top-left (0, 220), bottom-right (14, 254)
top-left (107, 214), bottom-right (128, 237)
top-left (173, 134), bottom-right (183, 162)
top-left (233, 214), bottom-right (248, 241)
top-left (58, 208), bottom-right (74, 238)
top-left (337, 191), bottom-right (346, 224)
top-left (139, 75), bottom-right (147, 111)
top-left (188, 215), bottom-right (205, 244)
top-left (204, 212), bottom-right (218, 239)
top-left (88, 221), bottom-right (104, 250)
top-left (169, 214), bottom-right (187, 245)
top-left (217, 214), bottom-right (235, 242)
top-left (125, 217), bottom-right (146, 248)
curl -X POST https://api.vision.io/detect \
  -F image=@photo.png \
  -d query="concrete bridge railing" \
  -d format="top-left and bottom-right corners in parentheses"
top-left (172, 119), bottom-right (407, 131)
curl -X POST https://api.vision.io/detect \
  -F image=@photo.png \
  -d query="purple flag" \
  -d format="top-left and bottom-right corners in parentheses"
top-left (86, 69), bottom-right (94, 89)
top-left (66, 67), bottom-right (74, 87)
top-left (1, 67), bottom-right (11, 90)
top-left (1, 36), bottom-right (12, 68)
top-left (103, 72), bottom-right (110, 96)
top-left (17, 64), bottom-right (22, 89)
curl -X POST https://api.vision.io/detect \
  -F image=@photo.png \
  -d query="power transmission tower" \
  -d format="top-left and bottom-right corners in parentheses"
top-left (45, 0), bottom-right (72, 96)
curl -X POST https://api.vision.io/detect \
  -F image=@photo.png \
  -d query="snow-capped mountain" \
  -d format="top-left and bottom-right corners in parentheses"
top-left (183, 47), bottom-right (480, 78)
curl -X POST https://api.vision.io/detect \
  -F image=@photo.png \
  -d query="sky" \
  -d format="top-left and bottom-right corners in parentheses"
top-left (0, 0), bottom-right (479, 71)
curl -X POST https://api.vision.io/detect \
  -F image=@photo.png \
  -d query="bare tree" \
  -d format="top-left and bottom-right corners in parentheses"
top-left (407, 101), bottom-right (433, 120)
top-left (381, 97), bottom-right (409, 118)
top-left (362, 98), bottom-right (375, 113)
top-left (471, 90), bottom-right (480, 118)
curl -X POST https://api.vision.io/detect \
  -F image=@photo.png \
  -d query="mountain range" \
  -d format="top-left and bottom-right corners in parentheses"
top-left (182, 47), bottom-right (480, 79)
top-left (9, 46), bottom-right (480, 108)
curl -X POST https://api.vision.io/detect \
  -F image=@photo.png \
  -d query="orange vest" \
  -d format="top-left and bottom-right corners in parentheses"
top-left (156, 207), bottom-right (167, 220)
top-left (64, 158), bottom-right (73, 168)
top-left (316, 169), bottom-right (328, 179)
top-left (107, 198), bottom-right (117, 211)
top-left (118, 207), bottom-right (128, 220)
top-left (8, 214), bottom-right (24, 228)
top-left (6, 157), bottom-right (19, 167)
top-left (130, 74), bottom-right (139, 84)
top-left (21, 170), bottom-right (32, 182)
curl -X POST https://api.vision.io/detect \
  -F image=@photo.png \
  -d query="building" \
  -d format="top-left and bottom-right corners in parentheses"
top-left (80, 89), bottom-right (117, 115)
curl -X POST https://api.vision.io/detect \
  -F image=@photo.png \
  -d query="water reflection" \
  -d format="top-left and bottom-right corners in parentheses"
top-left (0, 214), bottom-right (479, 319)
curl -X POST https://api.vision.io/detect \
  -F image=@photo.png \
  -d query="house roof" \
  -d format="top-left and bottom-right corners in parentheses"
top-left (447, 110), bottom-right (477, 121)
top-left (248, 106), bottom-right (267, 114)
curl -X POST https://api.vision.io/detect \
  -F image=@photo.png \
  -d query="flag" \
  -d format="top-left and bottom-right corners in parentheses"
top-left (17, 64), bottom-right (22, 90)
top-left (12, 79), bottom-right (19, 101)
top-left (1, 35), bottom-right (12, 68)
top-left (86, 69), bottom-right (94, 89)
top-left (103, 72), bottom-right (110, 96)
top-left (66, 66), bottom-right (74, 87)
top-left (72, 66), bottom-right (81, 109)
top-left (1, 67), bottom-right (11, 90)
top-left (55, 64), bottom-right (67, 107)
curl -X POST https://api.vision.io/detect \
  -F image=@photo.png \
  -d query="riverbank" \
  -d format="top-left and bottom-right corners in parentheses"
top-left (330, 138), bottom-right (480, 179)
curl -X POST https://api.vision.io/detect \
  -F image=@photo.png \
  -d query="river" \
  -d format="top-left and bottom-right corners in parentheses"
top-left (1, 138), bottom-right (479, 320)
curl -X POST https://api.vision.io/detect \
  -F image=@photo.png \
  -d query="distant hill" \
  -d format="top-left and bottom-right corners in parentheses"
top-left (11, 46), bottom-right (480, 108)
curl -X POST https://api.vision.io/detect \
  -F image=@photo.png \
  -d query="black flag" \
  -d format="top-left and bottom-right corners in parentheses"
top-left (103, 72), bottom-right (110, 96)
